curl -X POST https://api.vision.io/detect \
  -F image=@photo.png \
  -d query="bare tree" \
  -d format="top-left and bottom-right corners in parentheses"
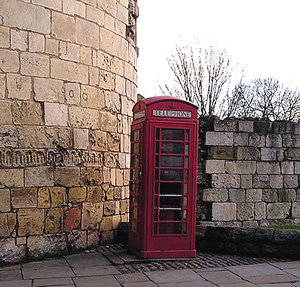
top-left (222, 78), bottom-right (300, 122)
top-left (160, 45), bottom-right (235, 116)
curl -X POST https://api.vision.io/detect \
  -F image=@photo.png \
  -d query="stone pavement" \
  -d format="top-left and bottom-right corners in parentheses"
top-left (1, 245), bottom-right (300, 287)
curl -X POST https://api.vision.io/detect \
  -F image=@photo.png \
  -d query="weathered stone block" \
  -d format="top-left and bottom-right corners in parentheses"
top-left (0, 0), bottom-right (50, 34)
top-left (228, 189), bottom-right (245, 202)
top-left (0, 238), bottom-right (26, 264)
top-left (18, 208), bottom-right (44, 236)
top-left (212, 203), bottom-right (236, 221)
top-left (46, 38), bottom-right (59, 55)
top-left (75, 1), bottom-right (86, 17)
top-left (21, 52), bottom-right (49, 77)
top-left (202, 188), bottom-right (228, 202)
top-left (237, 147), bottom-right (260, 161)
top-left (7, 74), bottom-right (32, 100)
top-left (0, 213), bottom-right (16, 237)
top-left (11, 187), bottom-right (37, 208)
top-left (278, 189), bottom-right (296, 202)
top-left (27, 234), bottom-right (67, 259)
top-left (11, 29), bottom-right (28, 51)
top-left (205, 160), bottom-right (225, 174)
top-left (281, 162), bottom-right (294, 174)
top-left (237, 203), bottom-right (254, 221)
top-left (249, 134), bottom-right (265, 147)
top-left (206, 132), bottom-right (233, 146)
top-left (283, 135), bottom-right (300, 148)
top-left (253, 175), bottom-right (269, 189)
top-left (234, 133), bottom-right (248, 146)
top-left (34, 78), bottom-right (64, 103)
top-left (81, 85), bottom-right (105, 109)
top-left (65, 207), bottom-right (81, 231)
top-left (284, 175), bottom-right (299, 188)
top-left (241, 175), bottom-right (252, 189)
top-left (25, 167), bottom-right (54, 187)
top-left (0, 169), bottom-right (24, 188)
top-left (261, 148), bottom-right (277, 161)
top-left (0, 189), bottom-right (10, 212)
top-left (0, 74), bottom-right (5, 99)
top-left (81, 167), bottom-right (103, 186)
top-left (269, 175), bottom-right (283, 188)
top-left (225, 161), bottom-right (256, 175)
top-left (295, 123), bottom-right (300, 135)
top-left (80, 46), bottom-right (92, 65)
top-left (76, 17), bottom-right (99, 48)
top-left (254, 121), bottom-right (273, 133)
top-left (285, 148), bottom-right (300, 160)
top-left (87, 186), bottom-right (104, 202)
top-left (12, 101), bottom-right (42, 125)
top-left (0, 26), bottom-right (10, 48)
top-left (99, 111), bottom-right (118, 132)
top-left (38, 187), bottom-right (50, 208)
top-left (54, 167), bottom-right (80, 187)
top-left (262, 189), bottom-right (278, 202)
top-left (0, 101), bottom-right (12, 125)
top-left (82, 202), bottom-right (103, 229)
top-left (45, 208), bottom-right (62, 233)
top-left (69, 187), bottom-right (86, 203)
top-left (69, 106), bottom-right (100, 129)
top-left (254, 202), bottom-right (266, 220)
top-left (267, 203), bottom-right (291, 219)
top-left (266, 134), bottom-right (282, 148)
top-left (246, 189), bottom-right (262, 202)
top-left (29, 32), bottom-right (45, 53)
top-left (105, 91), bottom-right (121, 113)
top-left (257, 162), bottom-right (280, 174)
top-left (52, 11), bottom-right (75, 41)
top-left (208, 147), bottom-right (235, 160)
top-left (292, 202), bottom-right (300, 218)
top-left (44, 103), bottom-right (68, 126)
top-left (212, 174), bottom-right (240, 189)
top-left (100, 216), bottom-right (113, 231)
top-left (64, 82), bottom-right (81, 105)
top-left (239, 120), bottom-right (253, 133)
top-left (68, 230), bottom-right (88, 250)
top-left (51, 58), bottom-right (88, 84)
top-left (0, 49), bottom-right (19, 72)
top-left (59, 42), bottom-right (79, 62)
top-left (296, 162), bottom-right (300, 174)
top-left (74, 128), bottom-right (89, 150)
top-left (107, 133), bottom-right (121, 152)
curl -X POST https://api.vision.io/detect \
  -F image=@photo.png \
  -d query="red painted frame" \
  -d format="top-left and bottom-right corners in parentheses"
top-left (128, 96), bottom-right (198, 258)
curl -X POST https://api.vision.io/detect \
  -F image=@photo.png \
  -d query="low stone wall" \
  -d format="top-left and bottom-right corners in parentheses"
top-left (197, 118), bottom-right (300, 227)
top-left (196, 226), bottom-right (300, 258)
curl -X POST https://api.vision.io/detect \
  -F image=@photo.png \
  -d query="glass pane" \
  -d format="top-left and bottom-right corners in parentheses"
top-left (185, 157), bottom-right (189, 168)
top-left (133, 143), bottom-right (139, 154)
top-left (130, 193), bottom-right (138, 205)
top-left (159, 223), bottom-right (181, 234)
top-left (161, 156), bottom-right (183, 167)
top-left (160, 196), bottom-right (182, 208)
top-left (133, 129), bottom-right (140, 141)
top-left (184, 183), bottom-right (188, 194)
top-left (155, 169), bottom-right (159, 180)
top-left (160, 183), bottom-right (182, 195)
top-left (156, 128), bottom-right (160, 139)
top-left (185, 144), bottom-right (189, 155)
top-left (160, 210), bottom-right (182, 221)
top-left (183, 197), bottom-right (188, 208)
top-left (156, 142), bottom-right (159, 153)
top-left (154, 196), bottom-right (159, 207)
top-left (155, 155), bottom-right (159, 167)
top-left (186, 130), bottom-right (190, 141)
top-left (155, 182), bottom-right (159, 194)
top-left (161, 129), bottom-right (184, 140)
top-left (183, 210), bottom-right (187, 220)
top-left (183, 223), bottom-right (187, 234)
top-left (132, 220), bottom-right (137, 233)
top-left (185, 170), bottom-right (188, 181)
top-left (161, 142), bottom-right (184, 154)
top-left (160, 169), bottom-right (182, 181)
top-left (154, 209), bottom-right (158, 221)
top-left (131, 155), bottom-right (140, 167)
top-left (154, 223), bottom-right (158, 234)
top-left (132, 169), bottom-right (139, 180)
top-left (133, 207), bottom-right (138, 219)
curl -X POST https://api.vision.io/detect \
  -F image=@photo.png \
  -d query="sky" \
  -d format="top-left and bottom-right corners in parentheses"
top-left (137, 0), bottom-right (300, 98)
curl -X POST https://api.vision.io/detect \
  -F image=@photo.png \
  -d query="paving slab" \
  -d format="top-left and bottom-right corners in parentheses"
top-left (270, 261), bottom-right (300, 270)
top-left (145, 269), bottom-right (201, 284)
top-left (258, 283), bottom-right (295, 287)
top-left (198, 269), bottom-right (244, 285)
top-left (0, 279), bottom-right (31, 287)
top-left (73, 275), bottom-right (121, 287)
top-left (65, 253), bottom-right (111, 268)
top-left (159, 280), bottom-right (216, 287)
top-left (123, 282), bottom-right (157, 287)
top-left (32, 277), bottom-right (74, 286)
top-left (72, 265), bottom-right (120, 277)
top-left (0, 270), bottom-right (22, 281)
top-left (285, 269), bottom-right (300, 278)
top-left (22, 258), bottom-right (68, 269)
top-left (246, 274), bottom-right (299, 285)
top-left (115, 272), bottom-right (150, 284)
top-left (220, 283), bottom-right (255, 287)
top-left (227, 263), bottom-right (286, 277)
top-left (22, 266), bottom-right (75, 280)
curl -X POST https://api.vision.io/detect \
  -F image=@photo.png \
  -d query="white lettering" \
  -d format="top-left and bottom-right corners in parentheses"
top-left (153, 110), bottom-right (192, 118)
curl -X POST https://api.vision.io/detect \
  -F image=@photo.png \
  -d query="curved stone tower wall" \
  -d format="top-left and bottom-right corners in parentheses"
top-left (0, 0), bottom-right (138, 263)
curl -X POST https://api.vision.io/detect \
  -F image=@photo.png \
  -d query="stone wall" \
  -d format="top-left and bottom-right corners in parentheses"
top-left (198, 118), bottom-right (300, 228)
top-left (0, 0), bottom-right (138, 264)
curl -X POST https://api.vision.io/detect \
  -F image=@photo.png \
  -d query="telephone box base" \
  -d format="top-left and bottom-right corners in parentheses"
top-left (129, 247), bottom-right (196, 259)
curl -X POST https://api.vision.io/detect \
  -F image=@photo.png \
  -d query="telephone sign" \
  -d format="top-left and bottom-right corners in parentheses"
top-left (128, 96), bottom-right (198, 258)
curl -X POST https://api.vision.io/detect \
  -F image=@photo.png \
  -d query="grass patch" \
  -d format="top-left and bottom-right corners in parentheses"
top-left (271, 225), bottom-right (300, 230)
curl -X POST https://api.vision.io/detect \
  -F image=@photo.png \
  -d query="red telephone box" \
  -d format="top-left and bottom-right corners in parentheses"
top-left (128, 96), bottom-right (198, 258)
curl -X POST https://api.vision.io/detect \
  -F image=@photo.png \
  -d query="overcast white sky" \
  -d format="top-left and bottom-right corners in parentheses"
top-left (137, 0), bottom-right (300, 98)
